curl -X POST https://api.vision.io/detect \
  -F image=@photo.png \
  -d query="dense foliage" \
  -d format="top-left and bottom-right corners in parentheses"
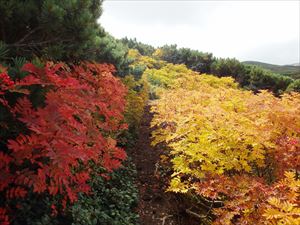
top-left (96, 32), bottom-right (130, 76)
top-left (121, 38), bottom-right (155, 56)
top-left (142, 63), bottom-right (195, 98)
top-left (123, 75), bottom-right (149, 132)
top-left (0, 0), bottom-right (130, 75)
top-left (157, 45), bottom-right (213, 74)
top-left (149, 63), bottom-right (300, 224)
top-left (243, 61), bottom-right (300, 80)
top-left (1, 3), bottom-right (299, 224)
top-left (5, 160), bottom-right (139, 225)
top-left (147, 44), bottom-right (299, 94)
top-left (70, 160), bottom-right (138, 225)
top-left (286, 79), bottom-right (300, 93)
top-left (0, 62), bottom-right (128, 224)
top-left (211, 59), bottom-right (294, 95)
top-left (0, 0), bottom-right (103, 60)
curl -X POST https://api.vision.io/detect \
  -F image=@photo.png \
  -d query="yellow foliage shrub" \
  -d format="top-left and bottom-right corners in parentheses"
top-left (149, 63), bottom-right (300, 224)
top-left (122, 75), bottom-right (149, 130)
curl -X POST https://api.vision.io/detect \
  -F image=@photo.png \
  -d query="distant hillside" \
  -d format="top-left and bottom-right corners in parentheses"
top-left (290, 63), bottom-right (300, 66)
top-left (243, 61), bottom-right (300, 79)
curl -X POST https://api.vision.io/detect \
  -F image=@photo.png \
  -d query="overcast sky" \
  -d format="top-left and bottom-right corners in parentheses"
top-left (100, 0), bottom-right (300, 65)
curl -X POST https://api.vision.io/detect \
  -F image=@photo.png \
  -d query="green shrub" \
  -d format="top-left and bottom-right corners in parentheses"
top-left (70, 160), bottom-right (139, 225)
top-left (286, 79), bottom-right (300, 92)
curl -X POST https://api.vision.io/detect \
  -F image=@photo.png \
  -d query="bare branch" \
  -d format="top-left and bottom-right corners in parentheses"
top-left (14, 27), bottom-right (42, 45)
top-left (186, 208), bottom-right (206, 219)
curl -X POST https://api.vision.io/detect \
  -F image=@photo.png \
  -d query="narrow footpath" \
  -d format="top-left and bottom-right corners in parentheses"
top-left (132, 105), bottom-right (199, 225)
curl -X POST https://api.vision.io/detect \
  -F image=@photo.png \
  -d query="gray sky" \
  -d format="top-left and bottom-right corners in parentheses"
top-left (100, 0), bottom-right (300, 65)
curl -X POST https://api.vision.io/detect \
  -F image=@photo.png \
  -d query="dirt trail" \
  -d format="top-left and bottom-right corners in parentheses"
top-left (132, 105), bottom-right (198, 225)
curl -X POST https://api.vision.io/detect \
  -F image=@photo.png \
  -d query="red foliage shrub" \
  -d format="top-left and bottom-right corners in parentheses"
top-left (0, 62), bottom-right (127, 224)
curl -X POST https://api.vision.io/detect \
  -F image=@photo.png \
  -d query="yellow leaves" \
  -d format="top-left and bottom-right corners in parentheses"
top-left (263, 172), bottom-right (300, 225)
top-left (280, 171), bottom-right (300, 195)
top-left (149, 60), bottom-right (300, 199)
top-left (152, 48), bottom-right (163, 59)
top-left (122, 75), bottom-right (149, 129)
top-left (146, 59), bottom-right (300, 224)
top-left (171, 156), bottom-right (192, 174)
top-left (143, 63), bottom-right (197, 91)
top-left (264, 200), bottom-right (300, 225)
top-left (284, 171), bottom-right (297, 184)
top-left (242, 208), bottom-right (253, 216)
top-left (167, 177), bottom-right (189, 193)
top-left (129, 48), bottom-right (166, 69)
top-left (127, 49), bottom-right (141, 60)
top-left (194, 74), bottom-right (238, 89)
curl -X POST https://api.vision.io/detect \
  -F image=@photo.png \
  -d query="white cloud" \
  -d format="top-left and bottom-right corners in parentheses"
top-left (100, 0), bottom-right (300, 65)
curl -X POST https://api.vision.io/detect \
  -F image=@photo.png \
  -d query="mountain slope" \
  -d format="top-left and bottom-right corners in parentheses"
top-left (243, 61), bottom-right (300, 79)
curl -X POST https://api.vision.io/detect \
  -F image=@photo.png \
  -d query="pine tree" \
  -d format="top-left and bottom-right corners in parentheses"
top-left (0, 0), bottom-right (103, 61)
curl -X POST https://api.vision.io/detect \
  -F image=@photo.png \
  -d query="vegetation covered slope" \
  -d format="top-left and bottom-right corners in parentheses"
top-left (144, 58), bottom-right (300, 224)
top-left (243, 61), bottom-right (300, 79)
top-left (0, 2), bottom-right (143, 225)
top-left (121, 42), bottom-right (300, 94)
top-left (1, 2), bottom-right (299, 224)
top-left (121, 47), bottom-right (300, 223)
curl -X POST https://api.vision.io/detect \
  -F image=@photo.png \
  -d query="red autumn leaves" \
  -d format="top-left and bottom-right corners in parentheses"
top-left (0, 62), bottom-right (128, 224)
